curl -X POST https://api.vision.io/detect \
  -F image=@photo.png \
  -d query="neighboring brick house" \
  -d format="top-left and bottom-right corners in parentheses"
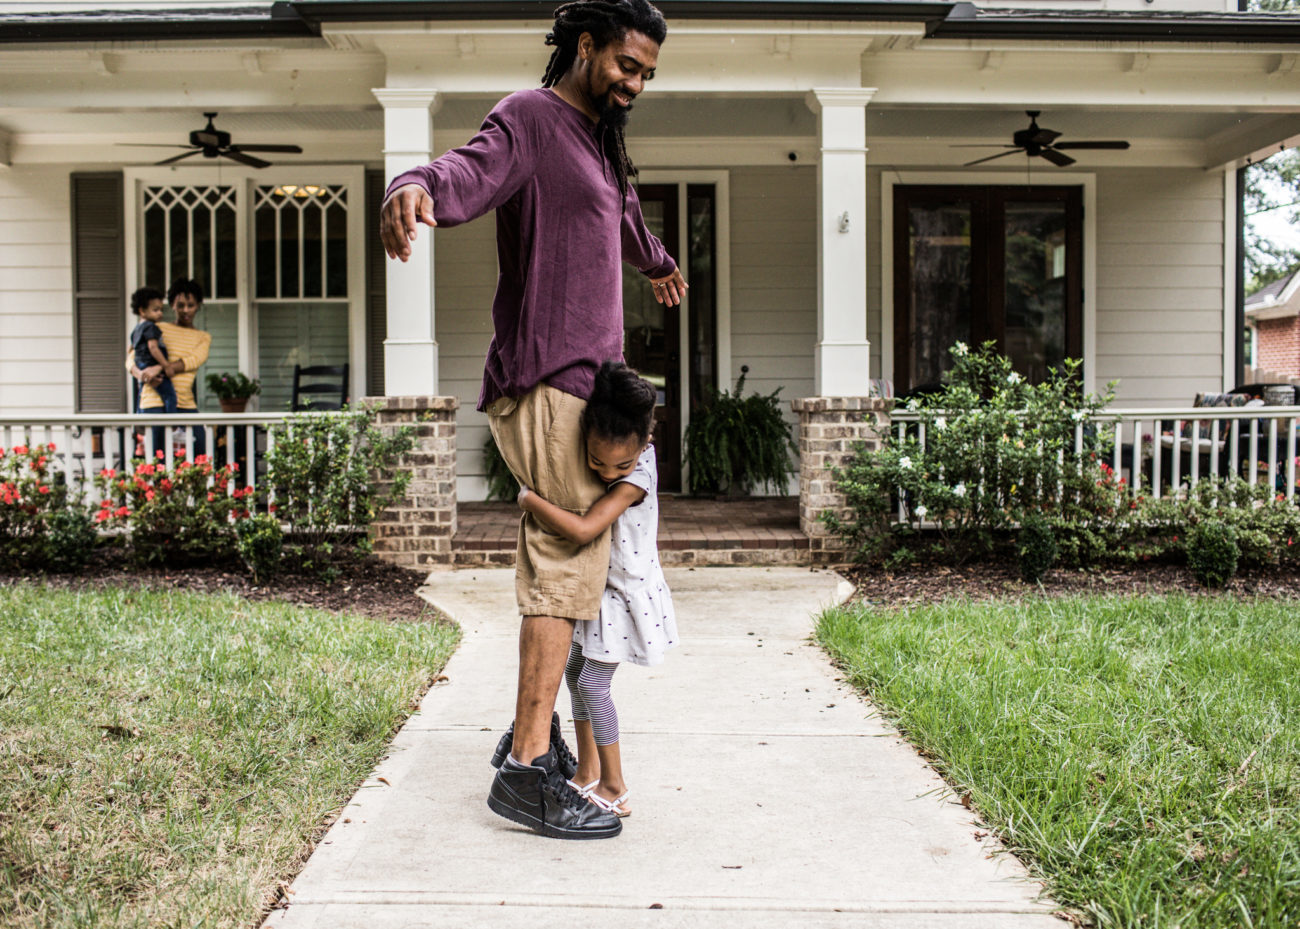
top-left (1246, 270), bottom-right (1300, 379)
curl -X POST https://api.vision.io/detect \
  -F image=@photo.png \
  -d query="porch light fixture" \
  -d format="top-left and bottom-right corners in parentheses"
top-left (271, 184), bottom-right (325, 198)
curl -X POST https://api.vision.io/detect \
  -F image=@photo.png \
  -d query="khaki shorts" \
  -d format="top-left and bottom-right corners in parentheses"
top-left (486, 383), bottom-right (611, 621)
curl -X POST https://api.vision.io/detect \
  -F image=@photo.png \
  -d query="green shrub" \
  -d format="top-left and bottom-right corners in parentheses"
top-left (265, 405), bottom-right (416, 562)
top-left (235, 513), bottom-right (283, 583)
top-left (684, 365), bottom-right (797, 496)
top-left (93, 454), bottom-right (241, 566)
top-left (482, 434), bottom-right (517, 502)
top-left (0, 441), bottom-right (72, 569)
top-left (45, 507), bottom-right (98, 573)
top-left (1187, 519), bottom-right (1239, 588)
top-left (1017, 513), bottom-right (1058, 583)
top-left (826, 342), bottom-right (1117, 564)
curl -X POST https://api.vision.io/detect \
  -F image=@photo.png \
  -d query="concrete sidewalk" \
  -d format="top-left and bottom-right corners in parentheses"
top-left (264, 566), bottom-right (1060, 929)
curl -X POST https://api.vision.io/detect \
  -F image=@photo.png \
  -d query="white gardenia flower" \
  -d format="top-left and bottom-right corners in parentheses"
top-left (953, 483), bottom-right (966, 497)
top-left (1071, 410), bottom-right (1087, 422)
top-left (899, 456), bottom-right (913, 469)
top-left (935, 416), bottom-right (947, 429)
top-left (914, 504), bottom-right (928, 518)
top-left (953, 342), bottom-right (969, 356)
top-left (1007, 371), bottom-right (1023, 384)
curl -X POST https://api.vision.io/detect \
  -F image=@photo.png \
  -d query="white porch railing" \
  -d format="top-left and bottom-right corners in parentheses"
top-left (0, 413), bottom-right (288, 510)
top-left (890, 405), bottom-right (1300, 503)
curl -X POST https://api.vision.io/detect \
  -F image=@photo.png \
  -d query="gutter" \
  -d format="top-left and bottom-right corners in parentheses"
top-left (931, 6), bottom-right (1300, 43)
top-left (281, 0), bottom-right (956, 23)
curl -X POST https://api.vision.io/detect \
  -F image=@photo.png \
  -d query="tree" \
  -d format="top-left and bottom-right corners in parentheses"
top-left (1243, 0), bottom-right (1300, 293)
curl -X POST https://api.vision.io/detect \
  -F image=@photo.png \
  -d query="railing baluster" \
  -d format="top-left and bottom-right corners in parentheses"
top-left (1189, 418), bottom-right (1200, 488)
top-left (1171, 419), bottom-right (1183, 493)
top-left (1288, 417), bottom-right (1297, 502)
top-left (1152, 419), bottom-right (1162, 499)
top-left (1248, 419), bottom-right (1259, 486)
top-left (1268, 419), bottom-right (1279, 493)
top-left (164, 424), bottom-right (175, 471)
top-left (1230, 419), bottom-right (1240, 482)
top-left (226, 425), bottom-right (237, 495)
top-left (1210, 419), bottom-right (1221, 482)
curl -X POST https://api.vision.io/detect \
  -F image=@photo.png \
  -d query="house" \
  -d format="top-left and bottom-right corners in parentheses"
top-left (3, 0), bottom-right (1300, 511)
top-left (1246, 269), bottom-right (1300, 379)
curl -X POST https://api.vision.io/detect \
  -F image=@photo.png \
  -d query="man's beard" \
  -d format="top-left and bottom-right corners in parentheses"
top-left (595, 87), bottom-right (632, 130)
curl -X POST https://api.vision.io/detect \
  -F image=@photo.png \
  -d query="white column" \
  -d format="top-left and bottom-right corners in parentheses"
top-left (373, 88), bottom-right (441, 396)
top-left (806, 87), bottom-right (876, 396)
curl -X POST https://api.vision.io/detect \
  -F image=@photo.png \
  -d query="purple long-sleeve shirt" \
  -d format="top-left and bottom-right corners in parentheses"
top-left (385, 88), bottom-right (677, 410)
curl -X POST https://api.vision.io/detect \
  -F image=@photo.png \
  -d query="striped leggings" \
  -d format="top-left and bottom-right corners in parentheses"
top-left (564, 642), bottom-right (620, 746)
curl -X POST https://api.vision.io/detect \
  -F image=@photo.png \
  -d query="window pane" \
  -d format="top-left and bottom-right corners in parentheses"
top-left (621, 199), bottom-right (667, 398)
top-left (169, 203), bottom-right (189, 285)
top-left (303, 202), bottom-right (323, 299)
top-left (192, 301), bottom-right (239, 412)
top-left (143, 204), bottom-right (165, 291)
top-left (255, 205), bottom-right (276, 298)
top-left (256, 301), bottom-right (349, 412)
top-left (326, 201), bottom-right (348, 297)
top-left (216, 203), bottom-right (237, 298)
top-left (280, 206), bottom-right (299, 298)
top-left (908, 201), bottom-right (972, 390)
top-left (192, 203), bottom-right (212, 295)
top-left (687, 185), bottom-right (716, 413)
top-left (1004, 201), bottom-right (1067, 384)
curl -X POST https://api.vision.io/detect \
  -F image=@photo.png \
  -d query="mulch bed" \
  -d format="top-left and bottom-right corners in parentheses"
top-left (842, 559), bottom-right (1300, 609)
top-left (0, 547), bottom-right (442, 625)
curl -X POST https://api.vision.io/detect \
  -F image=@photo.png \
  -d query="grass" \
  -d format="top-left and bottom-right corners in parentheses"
top-left (0, 583), bottom-right (459, 929)
top-left (817, 594), bottom-right (1300, 929)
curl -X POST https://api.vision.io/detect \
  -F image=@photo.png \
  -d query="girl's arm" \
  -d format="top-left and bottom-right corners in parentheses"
top-left (520, 483), bottom-right (645, 546)
top-left (146, 338), bottom-right (169, 368)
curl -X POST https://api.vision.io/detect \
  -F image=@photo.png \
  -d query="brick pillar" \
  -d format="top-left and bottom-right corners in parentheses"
top-left (366, 395), bottom-right (458, 568)
top-left (791, 396), bottom-right (892, 562)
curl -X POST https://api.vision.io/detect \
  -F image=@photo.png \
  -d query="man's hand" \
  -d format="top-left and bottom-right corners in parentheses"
top-left (380, 184), bottom-right (437, 262)
top-left (139, 364), bottom-right (163, 386)
top-left (649, 268), bottom-right (688, 307)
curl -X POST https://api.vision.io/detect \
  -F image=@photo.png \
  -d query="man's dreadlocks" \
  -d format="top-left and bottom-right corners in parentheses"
top-left (541, 0), bottom-right (667, 207)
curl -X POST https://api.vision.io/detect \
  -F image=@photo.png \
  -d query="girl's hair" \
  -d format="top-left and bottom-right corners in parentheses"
top-left (583, 360), bottom-right (656, 445)
top-left (541, 0), bottom-right (667, 206)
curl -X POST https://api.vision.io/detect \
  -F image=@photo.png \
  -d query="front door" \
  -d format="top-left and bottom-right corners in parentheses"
top-left (893, 185), bottom-right (1083, 392)
top-left (623, 184), bottom-right (682, 491)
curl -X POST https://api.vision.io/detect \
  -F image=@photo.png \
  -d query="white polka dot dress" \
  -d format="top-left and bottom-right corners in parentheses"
top-left (574, 445), bottom-right (679, 667)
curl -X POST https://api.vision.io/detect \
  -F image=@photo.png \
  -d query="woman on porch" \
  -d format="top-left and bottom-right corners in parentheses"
top-left (127, 278), bottom-right (212, 458)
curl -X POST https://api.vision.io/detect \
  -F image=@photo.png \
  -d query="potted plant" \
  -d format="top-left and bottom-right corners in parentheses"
top-left (205, 371), bottom-right (261, 413)
top-left (684, 365), bottom-right (797, 498)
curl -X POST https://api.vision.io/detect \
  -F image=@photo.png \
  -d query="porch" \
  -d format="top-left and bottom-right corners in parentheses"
top-left (454, 496), bottom-right (808, 567)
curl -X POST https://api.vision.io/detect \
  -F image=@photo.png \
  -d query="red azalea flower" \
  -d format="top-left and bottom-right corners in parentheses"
top-left (94, 511), bottom-right (110, 523)
top-left (100, 499), bottom-right (112, 509)
top-left (46, 442), bottom-right (55, 452)
top-left (207, 492), bottom-right (216, 502)
top-left (13, 445), bottom-right (27, 455)
top-left (268, 504), bottom-right (277, 513)
top-left (145, 490), bottom-right (155, 501)
top-left (115, 506), bottom-right (130, 518)
top-left (38, 486), bottom-right (49, 495)
top-left (155, 450), bottom-right (164, 460)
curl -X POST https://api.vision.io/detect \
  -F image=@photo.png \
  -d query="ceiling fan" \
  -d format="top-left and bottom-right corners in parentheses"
top-left (956, 111), bottom-right (1130, 167)
top-left (122, 113), bottom-right (302, 168)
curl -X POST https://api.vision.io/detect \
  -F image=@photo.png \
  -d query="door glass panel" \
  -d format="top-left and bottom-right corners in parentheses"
top-left (256, 301), bottom-right (350, 411)
top-left (908, 201), bottom-right (973, 390)
top-left (687, 185), bottom-right (716, 416)
top-left (1004, 201), bottom-right (1067, 384)
top-left (623, 199), bottom-right (668, 399)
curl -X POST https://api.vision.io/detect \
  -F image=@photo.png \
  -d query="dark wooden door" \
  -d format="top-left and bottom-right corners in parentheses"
top-left (894, 185), bottom-right (1082, 393)
top-left (622, 184), bottom-right (681, 491)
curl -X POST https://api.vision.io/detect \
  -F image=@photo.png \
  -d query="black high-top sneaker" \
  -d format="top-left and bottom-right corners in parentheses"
top-left (490, 711), bottom-right (579, 780)
top-left (487, 750), bottom-right (622, 839)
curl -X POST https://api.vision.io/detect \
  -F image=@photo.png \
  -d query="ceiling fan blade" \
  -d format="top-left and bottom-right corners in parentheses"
top-left (1040, 148), bottom-right (1076, 168)
top-left (153, 150), bottom-right (202, 166)
top-left (950, 144), bottom-right (1021, 149)
top-left (1053, 141), bottom-right (1130, 150)
top-left (223, 150), bottom-right (271, 169)
top-left (229, 144), bottom-right (303, 154)
top-left (1030, 128), bottom-right (1062, 145)
top-left (963, 149), bottom-right (1023, 167)
top-left (117, 143), bottom-right (196, 149)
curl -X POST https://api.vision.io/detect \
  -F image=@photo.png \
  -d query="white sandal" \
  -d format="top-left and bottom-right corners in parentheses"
top-left (588, 789), bottom-right (631, 818)
top-left (567, 778), bottom-right (599, 798)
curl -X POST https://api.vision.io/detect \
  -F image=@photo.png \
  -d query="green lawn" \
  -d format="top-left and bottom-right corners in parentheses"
top-left (818, 594), bottom-right (1300, 929)
top-left (0, 584), bottom-right (459, 929)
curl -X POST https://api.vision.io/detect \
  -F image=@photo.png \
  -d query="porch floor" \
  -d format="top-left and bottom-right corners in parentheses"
top-left (453, 496), bottom-right (809, 566)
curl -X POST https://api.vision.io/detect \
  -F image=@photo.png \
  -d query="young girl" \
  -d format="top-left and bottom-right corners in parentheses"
top-left (517, 361), bottom-right (678, 818)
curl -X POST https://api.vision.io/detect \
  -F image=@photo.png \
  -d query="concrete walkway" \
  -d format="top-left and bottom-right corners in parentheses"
top-left (264, 566), bottom-right (1060, 929)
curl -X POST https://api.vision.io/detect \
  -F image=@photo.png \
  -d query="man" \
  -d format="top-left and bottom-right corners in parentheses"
top-left (380, 0), bottom-right (685, 840)
top-left (127, 278), bottom-right (212, 457)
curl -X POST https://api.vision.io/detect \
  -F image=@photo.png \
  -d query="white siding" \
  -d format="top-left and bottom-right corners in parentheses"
top-left (431, 214), bottom-right (499, 501)
top-left (728, 165), bottom-right (817, 433)
top-left (1095, 168), bottom-right (1225, 407)
top-left (0, 165), bottom-right (74, 414)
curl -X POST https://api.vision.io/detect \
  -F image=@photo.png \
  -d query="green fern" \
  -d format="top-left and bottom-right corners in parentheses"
top-left (684, 366), bottom-right (797, 496)
top-left (482, 434), bottom-right (518, 502)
